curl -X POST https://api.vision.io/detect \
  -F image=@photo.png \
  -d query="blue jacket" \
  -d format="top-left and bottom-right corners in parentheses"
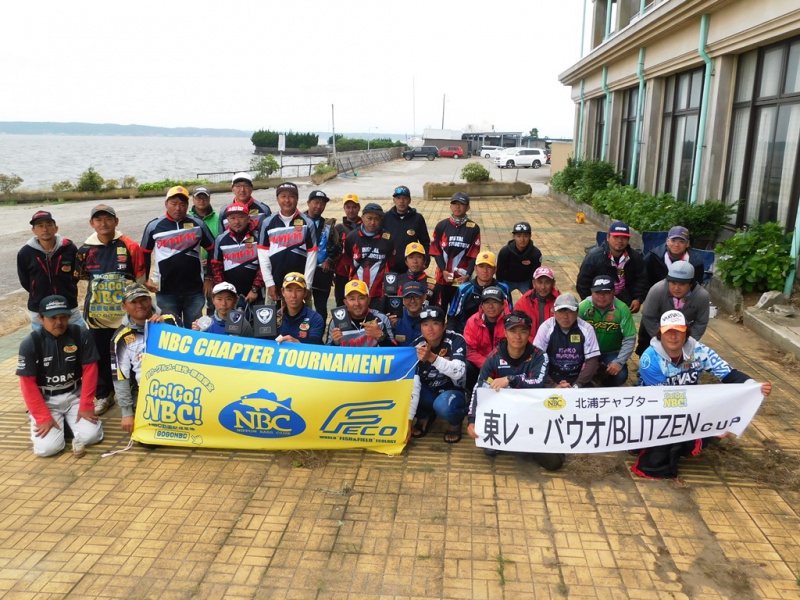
top-left (393, 308), bottom-right (422, 346)
top-left (278, 305), bottom-right (325, 345)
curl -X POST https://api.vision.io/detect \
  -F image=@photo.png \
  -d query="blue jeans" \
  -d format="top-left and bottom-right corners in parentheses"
top-left (417, 387), bottom-right (466, 427)
top-left (597, 351), bottom-right (629, 386)
top-left (155, 293), bottom-right (205, 328)
top-left (505, 280), bottom-right (532, 297)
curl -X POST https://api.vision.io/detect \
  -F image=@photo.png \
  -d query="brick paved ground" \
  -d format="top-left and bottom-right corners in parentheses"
top-left (0, 193), bottom-right (798, 599)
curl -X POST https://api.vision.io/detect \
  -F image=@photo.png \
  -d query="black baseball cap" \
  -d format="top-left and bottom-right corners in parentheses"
top-left (30, 210), bottom-right (55, 225)
top-left (450, 192), bottom-right (470, 205)
top-left (419, 306), bottom-right (445, 323)
top-left (512, 222), bottom-right (532, 234)
top-left (590, 275), bottom-right (614, 292)
top-left (362, 202), bottom-right (384, 216)
top-left (393, 185), bottom-right (411, 197)
top-left (39, 295), bottom-right (70, 317)
top-left (276, 182), bottom-right (299, 197)
top-left (308, 190), bottom-right (329, 202)
top-left (90, 204), bottom-right (116, 219)
top-left (481, 286), bottom-right (505, 303)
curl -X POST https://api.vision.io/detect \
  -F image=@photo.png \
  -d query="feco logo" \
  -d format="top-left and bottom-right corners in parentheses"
top-left (544, 395), bottom-right (566, 410)
top-left (320, 400), bottom-right (398, 438)
top-left (218, 388), bottom-right (306, 438)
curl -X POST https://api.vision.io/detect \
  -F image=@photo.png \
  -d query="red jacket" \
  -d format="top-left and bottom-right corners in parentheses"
top-left (514, 288), bottom-right (560, 340)
top-left (464, 307), bottom-right (509, 369)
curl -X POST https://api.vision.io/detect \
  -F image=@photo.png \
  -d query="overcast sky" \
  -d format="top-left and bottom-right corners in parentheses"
top-left (4, 1), bottom-right (586, 138)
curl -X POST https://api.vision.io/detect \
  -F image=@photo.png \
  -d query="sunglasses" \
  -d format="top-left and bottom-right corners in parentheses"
top-left (419, 309), bottom-right (443, 320)
top-left (283, 274), bottom-right (306, 285)
top-left (504, 315), bottom-right (531, 329)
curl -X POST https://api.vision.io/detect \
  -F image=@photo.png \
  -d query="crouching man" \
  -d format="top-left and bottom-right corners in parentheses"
top-left (467, 311), bottom-right (564, 470)
top-left (16, 295), bottom-right (104, 457)
top-left (111, 284), bottom-right (178, 434)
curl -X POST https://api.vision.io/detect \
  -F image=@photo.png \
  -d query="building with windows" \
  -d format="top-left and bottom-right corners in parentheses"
top-left (559, 0), bottom-right (800, 231)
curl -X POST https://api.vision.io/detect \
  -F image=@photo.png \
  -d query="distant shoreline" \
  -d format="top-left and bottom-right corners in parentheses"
top-left (0, 122), bottom-right (252, 138)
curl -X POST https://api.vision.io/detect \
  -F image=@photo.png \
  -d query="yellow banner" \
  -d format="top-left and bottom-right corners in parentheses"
top-left (134, 323), bottom-right (416, 455)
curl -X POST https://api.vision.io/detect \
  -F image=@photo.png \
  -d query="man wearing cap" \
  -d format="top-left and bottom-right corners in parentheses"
top-left (16, 295), bottom-right (104, 457)
top-left (327, 280), bottom-right (396, 347)
top-left (644, 226), bottom-right (705, 289)
top-left (304, 190), bottom-right (341, 323)
top-left (343, 202), bottom-right (394, 308)
top-left (211, 203), bottom-right (263, 303)
top-left (578, 275), bottom-right (637, 386)
top-left (468, 311), bottom-right (564, 470)
top-left (220, 172), bottom-right (271, 231)
top-left (533, 293), bottom-right (600, 388)
top-left (430, 192), bottom-right (482, 314)
top-left (192, 282), bottom-right (254, 337)
top-left (391, 280), bottom-right (426, 346)
top-left (576, 221), bottom-right (647, 313)
top-left (17, 210), bottom-right (85, 331)
top-left (387, 242), bottom-right (435, 303)
top-left (463, 286), bottom-right (510, 393)
top-left (515, 266), bottom-right (560, 340)
top-left (257, 181), bottom-right (317, 303)
top-left (634, 310), bottom-right (772, 479)
top-left (141, 186), bottom-right (216, 327)
top-left (191, 186), bottom-right (221, 313)
top-left (448, 250), bottom-right (511, 334)
top-left (276, 272), bottom-right (325, 345)
top-left (333, 194), bottom-right (362, 306)
top-left (111, 283), bottom-right (178, 435)
top-left (637, 261), bottom-right (710, 355)
top-left (74, 204), bottom-right (146, 416)
top-left (408, 305), bottom-right (467, 443)
top-left (496, 222), bottom-right (542, 297)
top-left (382, 185), bottom-right (430, 274)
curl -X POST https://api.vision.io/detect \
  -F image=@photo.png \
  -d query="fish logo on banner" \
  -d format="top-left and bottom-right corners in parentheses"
top-left (218, 388), bottom-right (306, 438)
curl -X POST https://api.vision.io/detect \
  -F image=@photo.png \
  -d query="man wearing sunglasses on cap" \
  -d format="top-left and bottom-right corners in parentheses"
top-left (277, 272), bottom-right (325, 345)
top-left (467, 311), bottom-right (563, 470)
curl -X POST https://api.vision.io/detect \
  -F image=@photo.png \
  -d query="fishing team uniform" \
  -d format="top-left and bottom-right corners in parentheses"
top-left (343, 228), bottom-right (394, 304)
top-left (430, 217), bottom-right (481, 312)
top-left (211, 222), bottom-right (263, 298)
top-left (278, 305), bottom-right (326, 345)
top-left (533, 317), bottom-right (600, 387)
top-left (325, 308), bottom-right (396, 348)
top-left (634, 337), bottom-right (754, 479)
top-left (333, 216), bottom-right (362, 306)
top-left (408, 330), bottom-right (468, 425)
top-left (75, 232), bottom-right (146, 402)
top-left (16, 324), bottom-right (104, 456)
top-left (257, 211), bottom-right (318, 293)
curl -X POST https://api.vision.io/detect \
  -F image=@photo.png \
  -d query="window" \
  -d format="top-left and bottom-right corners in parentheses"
top-left (593, 98), bottom-right (606, 160)
top-left (619, 87), bottom-right (639, 183)
top-left (657, 68), bottom-right (704, 201)
top-left (725, 37), bottom-right (800, 229)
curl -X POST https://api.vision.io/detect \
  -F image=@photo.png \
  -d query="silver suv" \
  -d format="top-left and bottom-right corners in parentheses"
top-left (494, 148), bottom-right (547, 169)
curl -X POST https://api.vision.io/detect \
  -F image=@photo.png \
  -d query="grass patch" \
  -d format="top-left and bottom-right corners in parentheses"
top-left (495, 554), bottom-right (514, 587)
top-left (279, 449), bottom-right (332, 470)
top-left (703, 438), bottom-right (800, 491)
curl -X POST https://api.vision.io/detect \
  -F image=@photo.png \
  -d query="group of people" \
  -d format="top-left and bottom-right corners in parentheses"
top-left (15, 177), bottom-right (771, 479)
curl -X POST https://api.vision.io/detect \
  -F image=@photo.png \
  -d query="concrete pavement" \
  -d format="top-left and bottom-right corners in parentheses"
top-left (0, 161), bottom-right (799, 599)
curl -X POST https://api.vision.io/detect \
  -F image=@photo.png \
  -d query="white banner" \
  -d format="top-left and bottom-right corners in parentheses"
top-left (473, 382), bottom-right (764, 454)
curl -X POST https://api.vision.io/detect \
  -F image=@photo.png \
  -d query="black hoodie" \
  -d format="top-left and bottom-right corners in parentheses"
top-left (496, 240), bottom-right (542, 283)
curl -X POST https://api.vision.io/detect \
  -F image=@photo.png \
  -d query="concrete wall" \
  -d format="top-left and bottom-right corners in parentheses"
top-left (550, 141), bottom-right (573, 174)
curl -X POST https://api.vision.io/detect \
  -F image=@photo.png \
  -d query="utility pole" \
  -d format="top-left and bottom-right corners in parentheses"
top-left (331, 104), bottom-right (337, 168)
top-left (441, 94), bottom-right (445, 129)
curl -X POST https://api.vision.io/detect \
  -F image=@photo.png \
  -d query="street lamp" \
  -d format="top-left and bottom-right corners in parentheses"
top-left (367, 126), bottom-right (376, 151)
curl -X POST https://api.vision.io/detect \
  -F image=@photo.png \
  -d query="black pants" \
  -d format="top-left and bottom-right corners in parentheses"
top-left (90, 327), bottom-right (115, 399)
top-left (312, 287), bottom-right (332, 324)
top-left (437, 284), bottom-right (458, 314)
top-left (334, 274), bottom-right (349, 307)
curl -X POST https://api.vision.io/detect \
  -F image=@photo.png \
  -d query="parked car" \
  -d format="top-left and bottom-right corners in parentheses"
top-left (494, 148), bottom-right (548, 169)
top-left (402, 146), bottom-right (439, 161)
top-left (439, 145), bottom-right (465, 159)
top-left (480, 145), bottom-right (505, 159)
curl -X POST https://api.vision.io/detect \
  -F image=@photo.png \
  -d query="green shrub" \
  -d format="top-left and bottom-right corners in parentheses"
top-left (250, 155), bottom-right (280, 179)
top-left (679, 200), bottom-right (738, 242)
top-left (715, 222), bottom-right (793, 292)
top-left (550, 156), bottom-right (582, 193)
top-left (314, 162), bottom-right (336, 175)
top-left (0, 173), bottom-right (23, 194)
top-left (103, 179), bottom-right (118, 192)
top-left (460, 162), bottom-right (491, 183)
top-left (571, 160), bottom-right (622, 205)
top-left (121, 176), bottom-right (138, 188)
top-left (137, 179), bottom-right (211, 193)
top-left (76, 167), bottom-right (104, 192)
top-left (52, 180), bottom-right (74, 192)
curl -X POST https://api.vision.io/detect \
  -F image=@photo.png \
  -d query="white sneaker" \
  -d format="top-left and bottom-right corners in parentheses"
top-left (94, 396), bottom-right (115, 416)
top-left (72, 439), bottom-right (86, 458)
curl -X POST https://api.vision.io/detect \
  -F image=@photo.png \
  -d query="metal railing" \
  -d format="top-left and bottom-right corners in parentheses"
top-left (198, 158), bottom-right (330, 182)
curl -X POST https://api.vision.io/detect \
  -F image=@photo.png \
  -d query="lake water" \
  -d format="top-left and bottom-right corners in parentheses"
top-left (0, 134), bottom-right (327, 190)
